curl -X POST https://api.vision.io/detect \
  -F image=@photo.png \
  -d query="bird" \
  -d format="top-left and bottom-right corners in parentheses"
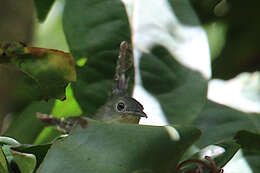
top-left (37, 95), bottom-right (146, 133)
top-left (37, 41), bottom-right (147, 133)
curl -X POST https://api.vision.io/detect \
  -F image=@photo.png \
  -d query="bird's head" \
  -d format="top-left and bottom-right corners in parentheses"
top-left (94, 96), bottom-right (147, 124)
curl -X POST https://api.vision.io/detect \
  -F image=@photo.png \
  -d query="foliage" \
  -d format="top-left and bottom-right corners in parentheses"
top-left (0, 0), bottom-right (260, 173)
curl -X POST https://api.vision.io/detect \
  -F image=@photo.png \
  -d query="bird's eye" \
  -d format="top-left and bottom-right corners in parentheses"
top-left (116, 102), bottom-right (125, 112)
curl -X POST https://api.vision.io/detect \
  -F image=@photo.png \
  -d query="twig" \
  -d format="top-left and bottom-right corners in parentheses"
top-left (175, 156), bottom-right (224, 173)
top-left (36, 113), bottom-right (88, 133)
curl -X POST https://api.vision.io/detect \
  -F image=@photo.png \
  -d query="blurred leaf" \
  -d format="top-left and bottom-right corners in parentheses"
top-left (0, 64), bottom-right (40, 114)
top-left (4, 100), bottom-right (55, 144)
top-left (204, 21), bottom-right (227, 60)
top-left (0, 148), bottom-right (8, 173)
top-left (37, 119), bottom-right (201, 173)
top-left (234, 130), bottom-right (260, 153)
top-left (212, 0), bottom-right (260, 79)
top-left (193, 100), bottom-right (260, 148)
top-left (189, 0), bottom-right (220, 23)
top-left (63, 0), bottom-right (132, 117)
top-left (33, 0), bottom-right (55, 22)
top-left (0, 0), bottom-right (34, 43)
top-left (140, 46), bottom-right (208, 124)
top-left (12, 143), bottom-right (51, 169)
top-left (242, 151), bottom-right (260, 173)
top-left (131, 0), bottom-right (209, 125)
top-left (10, 149), bottom-right (36, 173)
top-left (168, 0), bottom-right (201, 26)
top-left (0, 44), bottom-right (76, 100)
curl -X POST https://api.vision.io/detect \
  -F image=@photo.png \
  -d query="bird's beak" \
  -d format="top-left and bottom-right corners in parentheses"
top-left (135, 111), bottom-right (147, 118)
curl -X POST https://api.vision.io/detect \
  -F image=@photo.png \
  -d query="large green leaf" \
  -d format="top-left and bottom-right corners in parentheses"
top-left (63, 0), bottom-right (132, 117)
top-left (139, 46), bottom-right (208, 124)
top-left (37, 119), bottom-right (201, 173)
top-left (193, 100), bottom-right (260, 148)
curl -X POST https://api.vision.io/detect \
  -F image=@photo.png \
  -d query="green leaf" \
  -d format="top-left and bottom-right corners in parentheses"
top-left (63, 0), bottom-right (132, 117)
top-left (0, 148), bottom-right (8, 173)
top-left (10, 149), bottom-right (36, 173)
top-left (0, 136), bottom-right (20, 146)
top-left (189, 0), bottom-right (220, 23)
top-left (140, 46), bottom-right (208, 124)
top-left (167, 0), bottom-right (201, 26)
top-left (234, 130), bottom-right (260, 153)
top-left (4, 100), bottom-right (55, 144)
top-left (0, 137), bottom-right (50, 173)
top-left (0, 43), bottom-right (76, 101)
top-left (37, 119), bottom-right (201, 173)
top-left (11, 143), bottom-right (52, 170)
top-left (131, 0), bottom-right (209, 124)
top-left (33, 0), bottom-right (55, 22)
top-left (193, 100), bottom-right (260, 148)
